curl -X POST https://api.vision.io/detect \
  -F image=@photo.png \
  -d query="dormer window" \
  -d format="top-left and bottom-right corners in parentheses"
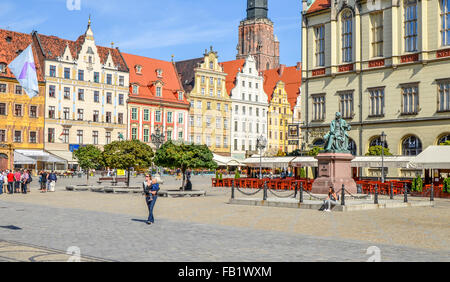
top-left (5, 36), bottom-right (12, 43)
top-left (178, 92), bottom-right (184, 101)
top-left (136, 65), bottom-right (142, 74)
top-left (132, 85), bottom-right (139, 94)
top-left (209, 61), bottom-right (213, 69)
top-left (0, 63), bottom-right (6, 73)
top-left (156, 69), bottom-right (163, 78)
top-left (156, 86), bottom-right (162, 97)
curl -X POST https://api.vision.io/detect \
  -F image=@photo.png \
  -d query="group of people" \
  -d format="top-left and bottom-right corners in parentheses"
top-left (0, 169), bottom-right (32, 195)
top-left (37, 171), bottom-right (58, 193)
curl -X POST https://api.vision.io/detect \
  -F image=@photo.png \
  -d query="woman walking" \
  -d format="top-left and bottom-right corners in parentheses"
top-left (143, 175), bottom-right (160, 225)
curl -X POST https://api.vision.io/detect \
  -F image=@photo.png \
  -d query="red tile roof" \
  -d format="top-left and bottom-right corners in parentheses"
top-left (262, 64), bottom-right (302, 110)
top-left (122, 53), bottom-right (189, 106)
top-left (305, 0), bottom-right (331, 14)
top-left (220, 59), bottom-right (246, 96)
top-left (34, 33), bottom-right (128, 72)
top-left (0, 29), bottom-right (44, 81)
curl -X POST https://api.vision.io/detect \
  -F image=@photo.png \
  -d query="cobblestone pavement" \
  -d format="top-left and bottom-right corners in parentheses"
top-left (0, 175), bottom-right (449, 261)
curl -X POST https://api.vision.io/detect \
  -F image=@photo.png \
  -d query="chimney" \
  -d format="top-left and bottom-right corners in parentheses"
top-left (296, 62), bottom-right (302, 71)
top-left (278, 64), bottom-right (285, 76)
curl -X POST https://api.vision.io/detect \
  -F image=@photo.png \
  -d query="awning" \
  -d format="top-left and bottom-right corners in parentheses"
top-left (14, 151), bottom-right (36, 165)
top-left (15, 150), bottom-right (66, 164)
top-left (291, 156), bottom-right (318, 167)
top-left (213, 154), bottom-right (242, 167)
top-left (242, 156), bottom-right (295, 168)
top-left (351, 156), bottom-right (415, 168)
top-left (408, 146), bottom-right (450, 169)
top-left (48, 150), bottom-right (78, 164)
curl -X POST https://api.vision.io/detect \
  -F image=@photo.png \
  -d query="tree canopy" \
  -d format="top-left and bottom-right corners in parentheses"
top-left (307, 146), bottom-right (322, 156)
top-left (365, 145), bottom-right (393, 156)
top-left (153, 141), bottom-right (217, 172)
top-left (102, 140), bottom-right (154, 170)
top-left (439, 140), bottom-right (450, 146)
top-left (73, 145), bottom-right (102, 171)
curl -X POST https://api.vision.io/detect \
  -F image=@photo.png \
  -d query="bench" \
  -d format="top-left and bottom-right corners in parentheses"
top-left (97, 177), bottom-right (113, 184)
top-left (111, 178), bottom-right (127, 186)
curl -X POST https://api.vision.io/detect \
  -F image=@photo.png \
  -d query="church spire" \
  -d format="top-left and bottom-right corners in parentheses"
top-left (247, 0), bottom-right (268, 20)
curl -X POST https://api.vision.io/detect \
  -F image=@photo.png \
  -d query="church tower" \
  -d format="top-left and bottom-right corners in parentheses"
top-left (236, 0), bottom-right (280, 72)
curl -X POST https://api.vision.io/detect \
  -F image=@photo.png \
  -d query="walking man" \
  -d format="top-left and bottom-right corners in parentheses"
top-left (7, 170), bottom-right (14, 194)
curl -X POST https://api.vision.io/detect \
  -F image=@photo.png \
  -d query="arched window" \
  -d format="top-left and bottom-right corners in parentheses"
top-left (341, 10), bottom-right (353, 62)
top-left (313, 138), bottom-right (325, 148)
top-left (348, 139), bottom-right (357, 155)
top-left (370, 136), bottom-right (388, 148)
top-left (402, 135), bottom-right (422, 156)
top-left (438, 134), bottom-right (450, 145)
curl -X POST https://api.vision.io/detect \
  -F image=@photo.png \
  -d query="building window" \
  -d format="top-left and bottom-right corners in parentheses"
top-left (106, 112), bottom-right (112, 123)
top-left (78, 70), bottom-right (84, 81)
top-left (167, 130), bottom-right (172, 141)
top-left (339, 92), bottom-right (354, 119)
top-left (48, 106), bottom-right (55, 119)
top-left (118, 113), bottom-right (124, 124)
top-left (0, 103), bottom-right (6, 115)
top-left (14, 131), bottom-right (21, 143)
top-left (48, 128), bottom-right (55, 143)
top-left (131, 108), bottom-right (138, 121)
top-left (401, 85), bottom-right (419, 115)
top-left (63, 107), bottom-right (70, 120)
top-left (234, 121), bottom-right (238, 132)
top-left (77, 109), bottom-right (84, 121)
top-left (224, 118), bottom-right (228, 130)
top-left (94, 91), bottom-right (99, 103)
top-left (438, 80), bottom-right (450, 112)
top-left (64, 87), bottom-right (70, 99)
top-left (312, 95), bottom-right (325, 121)
top-left (242, 140), bottom-right (245, 151)
top-left (15, 85), bottom-right (22, 95)
top-left (119, 76), bottom-right (124, 86)
top-left (49, 85), bottom-right (56, 97)
top-left (402, 135), bottom-right (422, 156)
top-left (132, 85), bottom-right (138, 94)
top-left (438, 134), bottom-right (450, 144)
top-left (106, 132), bottom-right (112, 144)
top-left (14, 104), bottom-right (22, 117)
top-left (29, 105), bottom-right (37, 118)
top-left (209, 61), bottom-right (214, 69)
top-left (106, 92), bottom-right (112, 104)
top-left (93, 131), bottom-right (99, 145)
top-left (76, 130), bottom-right (83, 144)
top-left (209, 89), bottom-right (213, 96)
top-left (207, 102), bottom-right (211, 110)
top-left (314, 25), bottom-right (325, 66)
top-left (234, 139), bottom-right (238, 150)
top-left (371, 12), bottom-right (384, 57)
top-left (131, 128), bottom-right (138, 140)
top-left (167, 112), bottom-right (173, 123)
top-left (369, 88), bottom-right (385, 117)
top-left (93, 110), bottom-right (99, 122)
top-left (216, 117), bottom-right (221, 129)
top-left (64, 67), bottom-right (70, 79)
top-left (62, 129), bottom-right (69, 144)
top-left (442, 0), bottom-right (450, 46)
top-left (106, 74), bottom-right (112, 85)
top-left (216, 136), bottom-right (221, 148)
top-left (178, 92), bottom-right (184, 100)
top-left (156, 87), bottom-right (162, 97)
top-left (143, 109), bottom-right (150, 121)
top-left (342, 10), bottom-right (353, 62)
top-left (28, 131), bottom-right (37, 143)
top-left (155, 111), bottom-right (161, 123)
top-left (196, 116), bottom-right (201, 127)
top-left (189, 115), bottom-right (194, 127)
top-left (94, 72), bottom-right (100, 83)
top-left (178, 113), bottom-right (184, 124)
top-left (404, 0), bottom-right (418, 52)
top-left (206, 117), bottom-right (211, 127)
top-left (118, 94), bottom-right (124, 105)
top-left (78, 89), bottom-right (84, 101)
top-left (49, 65), bottom-right (56, 77)
top-left (0, 83), bottom-right (6, 93)
top-left (143, 129), bottom-right (149, 143)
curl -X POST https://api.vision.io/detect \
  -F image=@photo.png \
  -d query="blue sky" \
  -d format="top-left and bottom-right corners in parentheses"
top-left (1, 0), bottom-right (302, 65)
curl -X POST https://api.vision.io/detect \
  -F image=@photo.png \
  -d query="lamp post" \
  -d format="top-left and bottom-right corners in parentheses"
top-left (256, 135), bottom-right (267, 179)
top-left (151, 125), bottom-right (165, 177)
top-left (380, 131), bottom-right (386, 183)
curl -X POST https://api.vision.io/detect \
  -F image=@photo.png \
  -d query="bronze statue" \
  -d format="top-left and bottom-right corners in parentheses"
top-left (323, 112), bottom-right (351, 153)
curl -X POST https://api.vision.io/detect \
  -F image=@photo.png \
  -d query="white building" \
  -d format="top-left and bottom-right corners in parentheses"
top-left (222, 56), bottom-right (269, 160)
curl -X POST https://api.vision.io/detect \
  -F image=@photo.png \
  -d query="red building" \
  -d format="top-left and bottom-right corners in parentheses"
top-left (122, 53), bottom-right (189, 147)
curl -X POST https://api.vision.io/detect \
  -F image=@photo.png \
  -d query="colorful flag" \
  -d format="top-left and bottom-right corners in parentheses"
top-left (306, 0), bottom-right (317, 10)
top-left (7, 44), bottom-right (39, 98)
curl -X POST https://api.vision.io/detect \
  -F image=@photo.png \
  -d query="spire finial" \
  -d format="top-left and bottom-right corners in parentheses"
top-left (88, 15), bottom-right (91, 27)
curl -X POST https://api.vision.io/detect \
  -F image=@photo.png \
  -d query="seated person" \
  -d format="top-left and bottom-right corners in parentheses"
top-left (322, 187), bottom-right (339, 212)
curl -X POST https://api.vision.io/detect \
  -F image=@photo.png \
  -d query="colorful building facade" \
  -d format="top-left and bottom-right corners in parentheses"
top-left (122, 53), bottom-right (189, 147)
top-left (176, 47), bottom-right (231, 156)
top-left (0, 29), bottom-right (46, 170)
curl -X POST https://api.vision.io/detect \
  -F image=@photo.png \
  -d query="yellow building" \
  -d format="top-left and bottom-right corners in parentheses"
top-left (0, 30), bottom-right (46, 171)
top-left (263, 64), bottom-right (302, 155)
top-left (301, 0), bottom-right (450, 178)
top-left (176, 47), bottom-right (231, 156)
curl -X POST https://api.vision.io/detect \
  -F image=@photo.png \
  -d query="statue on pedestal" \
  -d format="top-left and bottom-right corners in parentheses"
top-left (323, 112), bottom-right (351, 153)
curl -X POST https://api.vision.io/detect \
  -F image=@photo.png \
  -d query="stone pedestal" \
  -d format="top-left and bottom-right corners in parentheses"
top-left (311, 153), bottom-right (357, 194)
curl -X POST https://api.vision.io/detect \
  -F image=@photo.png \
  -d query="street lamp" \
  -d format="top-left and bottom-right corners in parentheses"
top-left (151, 125), bottom-right (165, 176)
top-left (256, 135), bottom-right (267, 179)
top-left (380, 131), bottom-right (386, 183)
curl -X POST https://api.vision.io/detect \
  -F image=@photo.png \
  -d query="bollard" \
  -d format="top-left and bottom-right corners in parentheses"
top-left (390, 182), bottom-right (394, 200)
top-left (374, 184), bottom-right (379, 204)
top-left (341, 184), bottom-right (345, 206)
top-left (430, 183), bottom-right (434, 202)
top-left (294, 182), bottom-right (298, 198)
top-left (231, 179), bottom-right (235, 199)
top-left (263, 181), bottom-right (267, 201)
top-left (404, 183), bottom-right (408, 203)
top-left (300, 182), bottom-right (303, 203)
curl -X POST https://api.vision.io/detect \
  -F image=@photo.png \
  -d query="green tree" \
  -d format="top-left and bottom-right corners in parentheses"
top-left (288, 149), bottom-right (302, 156)
top-left (300, 167), bottom-right (306, 178)
top-left (365, 145), bottom-right (393, 156)
top-left (439, 140), bottom-right (450, 146)
top-left (102, 140), bottom-right (154, 186)
top-left (73, 145), bottom-right (102, 185)
top-left (443, 177), bottom-right (450, 193)
top-left (276, 150), bottom-right (286, 157)
top-left (153, 141), bottom-right (217, 190)
top-left (307, 146), bottom-right (322, 156)
top-left (412, 175), bottom-right (423, 192)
